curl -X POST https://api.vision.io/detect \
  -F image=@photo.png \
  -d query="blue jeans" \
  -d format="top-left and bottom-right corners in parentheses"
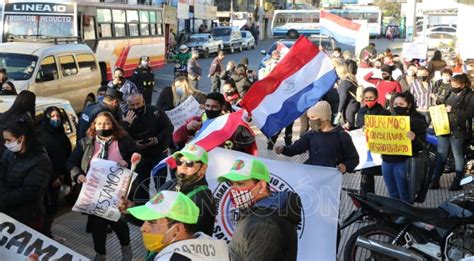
top-left (381, 161), bottom-right (410, 203)
top-left (432, 134), bottom-right (465, 178)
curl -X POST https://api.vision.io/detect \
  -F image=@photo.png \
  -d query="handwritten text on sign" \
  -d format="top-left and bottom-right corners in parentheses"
top-left (364, 115), bottom-right (412, 156)
top-left (165, 96), bottom-right (203, 130)
top-left (429, 105), bottom-right (450, 136)
top-left (72, 159), bottom-right (136, 222)
top-left (0, 213), bottom-right (88, 261)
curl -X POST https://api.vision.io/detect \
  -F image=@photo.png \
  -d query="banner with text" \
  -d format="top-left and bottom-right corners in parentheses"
top-left (349, 129), bottom-right (382, 170)
top-left (72, 159), bottom-right (137, 222)
top-left (206, 148), bottom-right (341, 260)
top-left (401, 42), bottom-right (428, 60)
top-left (365, 115), bottom-right (412, 156)
top-left (0, 213), bottom-right (88, 261)
top-left (165, 96), bottom-right (203, 130)
top-left (429, 105), bottom-right (451, 136)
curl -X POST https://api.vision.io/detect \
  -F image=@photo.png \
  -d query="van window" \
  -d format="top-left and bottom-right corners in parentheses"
top-left (59, 55), bottom-right (78, 77)
top-left (36, 56), bottom-right (58, 82)
top-left (77, 54), bottom-right (97, 72)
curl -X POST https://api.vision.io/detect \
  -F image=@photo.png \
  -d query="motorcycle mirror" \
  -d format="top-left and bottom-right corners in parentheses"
top-left (460, 176), bottom-right (473, 186)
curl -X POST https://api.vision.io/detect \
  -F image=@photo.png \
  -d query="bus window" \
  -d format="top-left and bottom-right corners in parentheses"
top-left (366, 13), bottom-right (378, 23)
top-left (59, 55), bottom-right (78, 77)
top-left (127, 10), bottom-right (139, 36)
top-left (114, 24), bottom-right (126, 37)
top-left (273, 13), bottom-right (288, 27)
top-left (112, 9), bottom-right (126, 37)
top-left (139, 11), bottom-right (150, 36)
top-left (302, 13), bottom-right (312, 23)
top-left (97, 9), bottom-right (112, 38)
top-left (83, 16), bottom-right (96, 40)
top-left (113, 10), bottom-right (126, 23)
top-left (37, 56), bottom-right (58, 82)
top-left (99, 24), bottom-right (112, 38)
top-left (77, 54), bottom-right (97, 73)
top-left (156, 11), bottom-right (163, 35)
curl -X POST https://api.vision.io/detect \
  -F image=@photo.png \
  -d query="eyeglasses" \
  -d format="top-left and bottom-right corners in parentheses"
top-left (176, 157), bottom-right (201, 168)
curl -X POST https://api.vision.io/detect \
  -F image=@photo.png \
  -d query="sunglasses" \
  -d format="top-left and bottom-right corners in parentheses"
top-left (176, 157), bottom-right (201, 168)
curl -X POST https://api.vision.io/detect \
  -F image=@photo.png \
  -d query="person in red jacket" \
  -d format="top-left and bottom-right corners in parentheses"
top-left (364, 65), bottom-right (401, 107)
top-left (173, 92), bottom-right (257, 155)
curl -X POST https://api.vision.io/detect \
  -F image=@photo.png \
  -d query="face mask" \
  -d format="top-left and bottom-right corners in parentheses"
top-left (205, 109), bottom-right (221, 119)
top-left (142, 225), bottom-right (176, 252)
top-left (442, 76), bottom-right (451, 83)
top-left (141, 61), bottom-right (148, 67)
top-left (50, 119), bottom-right (61, 128)
top-left (133, 106), bottom-right (145, 115)
top-left (230, 183), bottom-right (259, 210)
top-left (5, 139), bottom-right (22, 153)
top-left (96, 129), bottom-right (113, 137)
top-left (365, 100), bottom-right (377, 108)
top-left (394, 106), bottom-right (409, 115)
top-left (225, 90), bottom-right (235, 96)
top-left (407, 71), bottom-right (415, 77)
top-left (451, 87), bottom-right (463, 93)
top-left (175, 86), bottom-right (184, 97)
top-left (97, 95), bottom-right (105, 102)
top-left (309, 119), bottom-right (322, 131)
top-left (417, 76), bottom-right (428, 82)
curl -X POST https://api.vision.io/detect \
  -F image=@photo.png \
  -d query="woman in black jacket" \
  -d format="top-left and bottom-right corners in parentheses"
top-left (68, 111), bottom-right (137, 261)
top-left (37, 106), bottom-right (72, 238)
top-left (355, 87), bottom-right (390, 194)
top-left (430, 73), bottom-right (474, 190)
top-left (381, 92), bottom-right (427, 204)
top-left (0, 115), bottom-right (51, 230)
top-left (335, 64), bottom-right (360, 129)
top-left (230, 64), bottom-right (253, 97)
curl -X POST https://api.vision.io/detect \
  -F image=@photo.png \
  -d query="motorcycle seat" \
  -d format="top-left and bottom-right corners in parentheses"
top-left (366, 194), bottom-right (449, 221)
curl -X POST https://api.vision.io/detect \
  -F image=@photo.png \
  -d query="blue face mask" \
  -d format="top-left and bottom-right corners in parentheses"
top-left (98, 95), bottom-right (105, 102)
top-left (50, 119), bottom-right (61, 128)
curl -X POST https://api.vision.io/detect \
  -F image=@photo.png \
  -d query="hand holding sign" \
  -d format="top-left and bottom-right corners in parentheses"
top-left (125, 153), bottom-right (142, 197)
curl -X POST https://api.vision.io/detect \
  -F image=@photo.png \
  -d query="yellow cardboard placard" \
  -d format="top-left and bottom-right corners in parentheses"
top-left (429, 105), bottom-right (451, 136)
top-left (364, 115), bottom-right (412, 156)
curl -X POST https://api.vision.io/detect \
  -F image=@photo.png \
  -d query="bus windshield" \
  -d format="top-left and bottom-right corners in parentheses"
top-left (0, 53), bottom-right (38, 81)
top-left (4, 14), bottom-right (74, 38)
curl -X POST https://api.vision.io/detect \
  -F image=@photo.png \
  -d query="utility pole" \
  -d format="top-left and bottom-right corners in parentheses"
top-left (230, 0), bottom-right (234, 26)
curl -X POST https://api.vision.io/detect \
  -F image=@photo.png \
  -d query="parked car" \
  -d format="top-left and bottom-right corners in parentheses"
top-left (427, 26), bottom-right (456, 36)
top-left (258, 36), bottom-right (336, 70)
top-left (0, 96), bottom-right (78, 146)
top-left (0, 42), bottom-right (100, 112)
top-left (424, 32), bottom-right (456, 50)
top-left (241, 31), bottom-right (256, 50)
top-left (210, 26), bottom-right (243, 53)
top-left (186, 33), bottom-right (224, 58)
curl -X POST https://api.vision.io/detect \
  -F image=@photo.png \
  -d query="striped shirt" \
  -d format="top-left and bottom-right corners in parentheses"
top-left (410, 80), bottom-right (432, 110)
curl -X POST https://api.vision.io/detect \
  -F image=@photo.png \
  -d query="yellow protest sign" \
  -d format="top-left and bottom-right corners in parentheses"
top-left (429, 105), bottom-right (450, 136)
top-left (364, 115), bottom-right (412, 156)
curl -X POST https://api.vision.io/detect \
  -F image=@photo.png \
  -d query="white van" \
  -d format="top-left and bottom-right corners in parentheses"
top-left (0, 42), bottom-right (101, 112)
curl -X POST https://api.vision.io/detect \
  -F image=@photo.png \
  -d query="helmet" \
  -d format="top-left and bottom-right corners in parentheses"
top-left (179, 45), bottom-right (188, 53)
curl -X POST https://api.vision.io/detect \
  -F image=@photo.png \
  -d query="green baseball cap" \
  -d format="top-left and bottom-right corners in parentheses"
top-left (217, 158), bottom-right (270, 183)
top-left (172, 143), bottom-right (208, 165)
top-left (127, 191), bottom-right (199, 223)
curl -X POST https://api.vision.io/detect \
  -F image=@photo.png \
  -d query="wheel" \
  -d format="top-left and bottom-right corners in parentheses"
top-left (203, 48), bottom-right (210, 58)
top-left (343, 224), bottom-right (403, 261)
top-left (251, 43), bottom-right (255, 49)
top-left (238, 44), bottom-right (243, 52)
top-left (82, 95), bottom-right (95, 111)
top-left (287, 29), bottom-right (299, 39)
top-left (230, 45), bottom-right (235, 53)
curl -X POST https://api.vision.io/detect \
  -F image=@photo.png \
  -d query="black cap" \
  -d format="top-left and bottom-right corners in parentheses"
top-left (105, 87), bottom-right (123, 101)
top-left (381, 65), bottom-right (393, 74)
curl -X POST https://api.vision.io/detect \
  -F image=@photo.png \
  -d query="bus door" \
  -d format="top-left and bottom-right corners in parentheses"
top-left (79, 13), bottom-right (98, 52)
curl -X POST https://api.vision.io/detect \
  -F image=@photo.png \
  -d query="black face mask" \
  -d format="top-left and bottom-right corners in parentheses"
top-left (394, 106), bottom-right (409, 115)
top-left (97, 129), bottom-right (114, 137)
top-left (417, 76), bottom-right (428, 82)
top-left (205, 109), bottom-right (221, 119)
top-left (0, 77), bottom-right (7, 83)
top-left (225, 90), bottom-right (235, 96)
top-left (451, 87), bottom-right (463, 94)
top-left (133, 106), bottom-right (145, 115)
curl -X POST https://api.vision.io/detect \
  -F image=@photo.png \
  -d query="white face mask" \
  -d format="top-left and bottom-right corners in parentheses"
top-left (442, 76), bottom-right (451, 83)
top-left (175, 86), bottom-right (184, 97)
top-left (5, 139), bottom-right (22, 152)
top-left (141, 60), bottom-right (148, 67)
top-left (407, 70), bottom-right (416, 77)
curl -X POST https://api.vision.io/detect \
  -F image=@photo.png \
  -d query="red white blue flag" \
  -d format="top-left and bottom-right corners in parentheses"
top-left (320, 10), bottom-right (361, 46)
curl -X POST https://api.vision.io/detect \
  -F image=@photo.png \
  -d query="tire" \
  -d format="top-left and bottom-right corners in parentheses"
top-left (287, 29), bottom-right (299, 39)
top-left (230, 45), bottom-right (235, 53)
top-left (251, 44), bottom-right (255, 49)
top-left (343, 224), bottom-right (403, 261)
top-left (238, 44), bottom-right (243, 52)
top-left (82, 95), bottom-right (95, 112)
top-left (203, 48), bottom-right (210, 58)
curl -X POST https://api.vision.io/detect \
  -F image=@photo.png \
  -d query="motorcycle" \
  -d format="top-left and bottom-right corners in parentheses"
top-left (173, 62), bottom-right (187, 78)
top-left (340, 176), bottom-right (474, 260)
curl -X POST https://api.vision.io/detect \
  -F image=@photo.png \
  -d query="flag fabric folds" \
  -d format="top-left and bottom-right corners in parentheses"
top-left (320, 10), bottom-right (361, 46)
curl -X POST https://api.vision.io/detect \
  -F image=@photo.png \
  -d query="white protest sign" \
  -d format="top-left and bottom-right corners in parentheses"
top-left (401, 42), bottom-right (428, 60)
top-left (0, 213), bottom-right (88, 261)
top-left (206, 148), bottom-right (341, 260)
top-left (165, 96), bottom-right (203, 130)
top-left (72, 159), bottom-right (137, 222)
top-left (349, 129), bottom-right (382, 170)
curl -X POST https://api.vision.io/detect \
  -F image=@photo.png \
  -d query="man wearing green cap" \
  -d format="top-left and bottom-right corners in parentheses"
top-left (128, 190), bottom-right (229, 260)
top-left (217, 158), bottom-right (302, 261)
top-left (120, 143), bottom-right (216, 236)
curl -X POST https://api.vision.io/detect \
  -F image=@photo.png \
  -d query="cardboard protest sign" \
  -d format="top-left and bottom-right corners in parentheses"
top-left (0, 213), bottom-right (88, 261)
top-left (401, 42), bottom-right (428, 60)
top-left (165, 96), bottom-right (203, 130)
top-left (349, 129), bottom-right (382, 170)
top-left (72, 159), bottom-right (137, 222)
top-left (365, 115), bottom-right (412, 156)
top-left (206, 148), bottom-right (341, 260)
top-left (429, 105), bottom-right (451, 136)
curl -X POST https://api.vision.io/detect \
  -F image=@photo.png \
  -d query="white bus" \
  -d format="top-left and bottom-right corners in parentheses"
top-left (0, 1), bottom-right (166, 81)
top-left (271, 8), bottom-right (382, 39)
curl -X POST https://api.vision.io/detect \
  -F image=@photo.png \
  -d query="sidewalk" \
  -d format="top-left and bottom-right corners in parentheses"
top-left (52, 119), bottom-right (472, 260)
